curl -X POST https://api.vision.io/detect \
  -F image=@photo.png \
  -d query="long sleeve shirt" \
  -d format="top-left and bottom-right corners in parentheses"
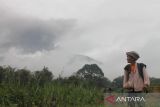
top-left (123, 63), bottom-right (150, 91)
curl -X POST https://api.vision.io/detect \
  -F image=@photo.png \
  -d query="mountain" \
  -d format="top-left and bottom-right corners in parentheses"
top-left (60, 54), bottom-right (103, 77)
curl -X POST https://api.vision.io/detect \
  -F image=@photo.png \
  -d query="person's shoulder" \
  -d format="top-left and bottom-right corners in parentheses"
top-left (124, 64), bottom-right (130, 71)
top-left (137, 63), bottom-right (146, 68)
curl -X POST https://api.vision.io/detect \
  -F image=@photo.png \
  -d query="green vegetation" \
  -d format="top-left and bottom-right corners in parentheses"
top-left (0, 64), bottom-right (159, 107)
top-left (0, 64), bottom-right (106, 107)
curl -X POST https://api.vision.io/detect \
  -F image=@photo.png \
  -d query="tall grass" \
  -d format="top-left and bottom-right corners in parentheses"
top-left (0, 81), bottom-right (104, 107)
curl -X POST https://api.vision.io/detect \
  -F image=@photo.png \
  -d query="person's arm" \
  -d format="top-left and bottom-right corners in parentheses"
top-left (123, 70), bottom-right (132, 89)
top-left (123, 70), bottom-right (127, 88)
top-left (143, 67), bottom-right (150, 87)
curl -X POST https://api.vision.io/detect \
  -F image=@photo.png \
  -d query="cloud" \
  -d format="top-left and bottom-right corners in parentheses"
top-left (1, 1), bottom-right (160, 80)
top-left (138, 38), bottom-right (160, 78)
top-left (0, 8), bottom-right (76, 53)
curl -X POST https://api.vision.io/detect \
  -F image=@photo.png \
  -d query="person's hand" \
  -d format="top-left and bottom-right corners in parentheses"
top-left (143, 84), bottom-right (149, 93)
top-left (128, 81), bottom-right (133, 87)
top-left (144, 84), bottom-right (149, 88)
top-left (123, 81), bottom-right (133, 89)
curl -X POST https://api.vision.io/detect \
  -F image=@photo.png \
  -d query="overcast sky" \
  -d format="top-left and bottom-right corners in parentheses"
top-left (0, 0), bottom-right (160, 80)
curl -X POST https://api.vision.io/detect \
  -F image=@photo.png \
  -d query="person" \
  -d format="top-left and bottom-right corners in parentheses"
top-left (123, 51), bottom-right (150, 107)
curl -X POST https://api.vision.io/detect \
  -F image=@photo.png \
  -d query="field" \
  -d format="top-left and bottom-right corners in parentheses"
top-left (0, 66), bottom-right (160, 107)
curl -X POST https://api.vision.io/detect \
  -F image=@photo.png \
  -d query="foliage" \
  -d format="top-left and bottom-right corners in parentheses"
top-left (0, 64), bottom-right (159, 107)
top-left (0, 65), bottom-right (104, 107)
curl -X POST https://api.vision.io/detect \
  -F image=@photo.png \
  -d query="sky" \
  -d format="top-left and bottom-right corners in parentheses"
top-left (0, 0), bottom-right (160, 80)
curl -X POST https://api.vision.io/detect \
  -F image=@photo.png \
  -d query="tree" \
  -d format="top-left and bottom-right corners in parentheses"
top-left (75, 64), bottom-right (111, 88)
top-left (76, 64), bottom-right (104, 80)
top-left (0, 66), bottom-right (16, 84)
top-left (15, 69), bottom-right (31, 86)
top-left (112, 76), bottom-right (123, 88)
top-left (0, 66), bottom-right (5, 83)
top-left (34, 67), bottom-right (53, 86)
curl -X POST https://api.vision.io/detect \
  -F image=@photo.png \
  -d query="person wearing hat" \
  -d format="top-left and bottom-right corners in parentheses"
top-left (123, 51), bottom-right (150, 107)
